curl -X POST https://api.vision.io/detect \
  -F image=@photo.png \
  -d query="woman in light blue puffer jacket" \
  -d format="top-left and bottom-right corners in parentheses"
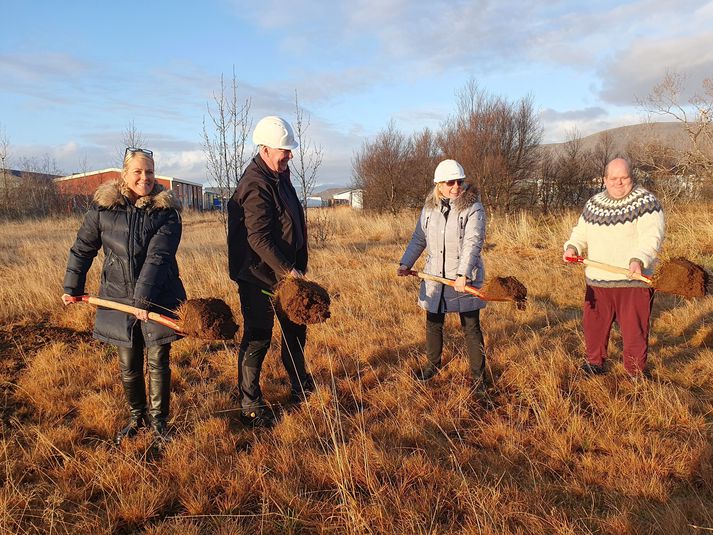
top-left (398, 159), bottom-right (487, 387)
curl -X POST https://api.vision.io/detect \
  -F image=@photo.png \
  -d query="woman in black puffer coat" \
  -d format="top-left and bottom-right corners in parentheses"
top-left (62, 148), bottom-right (186, 445)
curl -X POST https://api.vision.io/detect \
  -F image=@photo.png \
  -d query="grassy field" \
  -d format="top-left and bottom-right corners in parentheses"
top-left (1, 204), bottom-right (712, 534)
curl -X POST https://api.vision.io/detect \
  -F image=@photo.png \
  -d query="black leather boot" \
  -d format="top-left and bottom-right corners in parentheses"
top-left (147, 344), bottom-right (171, 443)
top-left (115, 414), bottom-right (146, 446)
top-left (150, 419), bottom-right (171, 443)
top-left (116, 343), bottom-right (148, 446)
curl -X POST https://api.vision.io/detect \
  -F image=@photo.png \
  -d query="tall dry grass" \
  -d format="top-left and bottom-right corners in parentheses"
top-left (1, 204), bottom-right (712, 534)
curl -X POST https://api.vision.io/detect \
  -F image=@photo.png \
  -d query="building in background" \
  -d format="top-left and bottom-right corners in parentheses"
top-left (310, 188), bottom-right (363, 209)
top-left (203, 186), bottom-right (234, 211)
top-left (54, 168), bottom-right (203, 211)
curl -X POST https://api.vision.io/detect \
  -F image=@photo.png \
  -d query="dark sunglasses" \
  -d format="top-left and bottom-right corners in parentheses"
top-left (444, 179), bottom-right (464, 187)
top-left (125, 147), bottom-right (153, 158)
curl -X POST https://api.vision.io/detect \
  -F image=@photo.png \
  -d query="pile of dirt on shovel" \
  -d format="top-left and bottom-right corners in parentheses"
top-left (275, 277), bottom-right (331, 325)
top-left (652, 258), bottom-right (707, 298)
top-left (177, 298), bottom-right (239, 340)
top-left (482, 276), bottom-right (528, 310)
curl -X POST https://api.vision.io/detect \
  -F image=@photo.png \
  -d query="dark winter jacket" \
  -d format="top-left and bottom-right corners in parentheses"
top-left (227, 155), bottom-right (308, 291)
top-left (63, 180), bottom-right (186, 347)
top-left (400, 186), bottom-right (486, 313)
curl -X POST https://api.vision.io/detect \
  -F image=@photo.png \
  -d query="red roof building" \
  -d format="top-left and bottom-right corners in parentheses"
top-left (54, 168), bottom-right (203, 211)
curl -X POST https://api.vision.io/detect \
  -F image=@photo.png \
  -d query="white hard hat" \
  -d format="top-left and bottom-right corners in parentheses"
top-left (252, 116), bottom-right (298, 150)
top-left (433, 159), bottom-right (466, 183)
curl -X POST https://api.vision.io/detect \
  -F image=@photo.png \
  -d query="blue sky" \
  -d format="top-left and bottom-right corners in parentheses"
top-left (2, 0), bottom-right (712, 188)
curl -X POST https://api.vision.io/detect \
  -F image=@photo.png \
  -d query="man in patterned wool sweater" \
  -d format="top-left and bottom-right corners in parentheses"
top-left (563, 158), bottom-right (665, 380)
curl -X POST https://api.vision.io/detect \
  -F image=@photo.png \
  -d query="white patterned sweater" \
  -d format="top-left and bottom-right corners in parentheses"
top-left (564, 185), bottom-right (665, 287)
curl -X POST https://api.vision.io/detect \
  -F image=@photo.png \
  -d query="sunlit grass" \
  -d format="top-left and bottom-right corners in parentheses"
top-left (1, 204), bottom-right (712, 533)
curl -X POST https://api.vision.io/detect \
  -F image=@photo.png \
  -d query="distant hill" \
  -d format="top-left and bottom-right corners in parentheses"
top-left (543, 122), bottom-right (691, 154)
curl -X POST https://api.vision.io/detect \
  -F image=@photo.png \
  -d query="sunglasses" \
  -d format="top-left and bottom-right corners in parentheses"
top-left (443, 179), bottom-right (464, 187)
top-left (125, 147), bottom-right (154, 158)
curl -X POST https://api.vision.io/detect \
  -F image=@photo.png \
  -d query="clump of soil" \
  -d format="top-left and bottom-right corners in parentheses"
top-left (652, 258), bottom-right (707, 298)
top-left (274, 277), bottom-right (331, 325)
top-left (482, 276), bottom-right (528, 310)
top-left (177, 298), bottom-right (239, 340)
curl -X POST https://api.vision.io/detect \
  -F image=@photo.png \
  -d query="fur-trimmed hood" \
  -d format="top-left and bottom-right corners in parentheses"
top-left (424, 184), bottom-right (480, 211)
top-left (93, 180), bottom-right (181, 211)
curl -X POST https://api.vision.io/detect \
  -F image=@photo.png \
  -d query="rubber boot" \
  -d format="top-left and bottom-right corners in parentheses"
top-left (461, 310), bottom-right (486, 381)
top-left (415, 312), bottom-right (444, 380)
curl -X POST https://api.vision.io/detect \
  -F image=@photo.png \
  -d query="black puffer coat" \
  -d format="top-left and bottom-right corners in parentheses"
top-left (63, 180), bottom-right (186, 348)
top-left (227, 155), bottom-right (308, 291)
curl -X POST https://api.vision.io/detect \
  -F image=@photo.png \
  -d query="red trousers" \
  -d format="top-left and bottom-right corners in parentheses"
top-left (583, 285), bottom-right (655, 375)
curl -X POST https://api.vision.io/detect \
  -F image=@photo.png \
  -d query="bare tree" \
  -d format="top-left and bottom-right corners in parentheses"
top-left (536, 146), bottom-right (558, 213)
top-left (556, 128), bottom-right (597, 208)
top-left (438, 80), bottom-right (542, 212)
top-left (123, 120), bottom-right (146, 150)
top-left (639, 71), bottom-right (713, 200)
top-left (117, 120), bottom-right (147, 166)
top-left (68, 153), bottom-right (93, 213)
top-left (536, 129), bottom-right (600, 212)
top-left (292, 91), bottom-right (323, 223)
top-left (625, 136), bottom-right (681, 200)
top-left (407, 127), bottom-right (440, 207)
top-left (202, 69), bottom-right (252, 230)
top-left (590, 130), bottom-right (616, 188)
top-left (353, 121), bottom-right (414, 214)
top-left (0, 125), bottom-right (9, 209)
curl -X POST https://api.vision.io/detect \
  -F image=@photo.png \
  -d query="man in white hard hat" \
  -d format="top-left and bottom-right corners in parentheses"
top-left (228, 116), bottom-right (314, 427)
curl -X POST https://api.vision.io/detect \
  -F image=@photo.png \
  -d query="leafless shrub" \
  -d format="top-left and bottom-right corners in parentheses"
top-left (352, 122), bottom-right (438, 213)
top-left (309, 208), bottom-right (332, 248)
top-left (0, 149), bottom-right (64, 219)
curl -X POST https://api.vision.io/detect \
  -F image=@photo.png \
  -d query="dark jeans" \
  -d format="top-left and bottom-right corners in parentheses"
top-left (117, 324), bottom-right (171, 424)
top-left (426, 309), bottom-right (485, 379)
top-left (237, 282), bottom-right (311, 411)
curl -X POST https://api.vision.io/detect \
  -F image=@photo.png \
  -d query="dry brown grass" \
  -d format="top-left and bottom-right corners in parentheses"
top-left (1, 204), bottom-right (712, 534)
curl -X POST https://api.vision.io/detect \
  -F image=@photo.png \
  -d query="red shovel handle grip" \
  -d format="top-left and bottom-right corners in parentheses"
top-left (564, 255), bottom-right (585, 264)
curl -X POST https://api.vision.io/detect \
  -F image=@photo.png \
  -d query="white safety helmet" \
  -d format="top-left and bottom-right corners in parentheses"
top-left (252, 116), bottom-right (298, 150)
top-left (433, 159), bottom-right (466, 183)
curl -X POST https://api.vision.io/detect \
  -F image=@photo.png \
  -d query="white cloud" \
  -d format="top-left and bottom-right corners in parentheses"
top-left (598, 30), bottom-right (713, 105)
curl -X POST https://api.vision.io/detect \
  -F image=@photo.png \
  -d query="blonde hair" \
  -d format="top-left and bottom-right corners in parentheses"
top-left (433, 181), bottom-right (469, 202)
top-left (122, 149), bottom-right (154, 173)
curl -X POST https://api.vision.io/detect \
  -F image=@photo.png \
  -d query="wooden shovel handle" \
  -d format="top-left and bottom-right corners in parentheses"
top-left (407, 270), bottom-right (505, 301)
top-left (566, 256), bottom-right (652, 284)
top-left (71, 295), bottom-right (182, 331)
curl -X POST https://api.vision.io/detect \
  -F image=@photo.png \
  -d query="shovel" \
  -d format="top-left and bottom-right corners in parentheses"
top-left (564, 255), bottom-right (708, 298)
top-left (66, 295), bottom-right (183, 332)
top-left (564, 256), bottom-right (652, 284)
top-left (407, 271), bottom-right (510, 301)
